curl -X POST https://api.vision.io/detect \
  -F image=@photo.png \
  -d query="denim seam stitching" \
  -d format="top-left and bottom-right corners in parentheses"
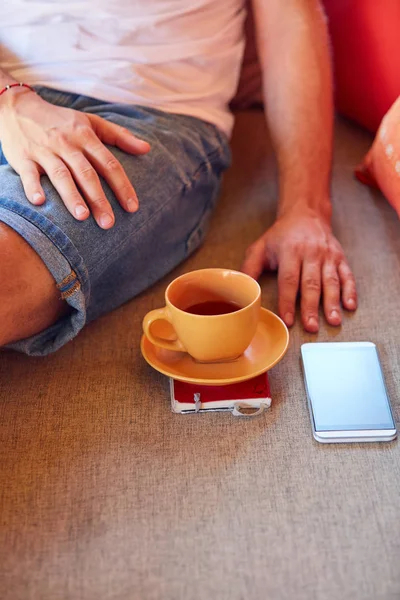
top-left (183, 147), bottom-right (224, 193)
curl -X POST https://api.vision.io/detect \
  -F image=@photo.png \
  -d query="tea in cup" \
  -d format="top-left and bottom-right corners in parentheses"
top-left (142, 268), bottom-right (261, 363)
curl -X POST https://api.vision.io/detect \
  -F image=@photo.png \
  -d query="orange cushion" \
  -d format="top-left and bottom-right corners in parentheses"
top-left (234, 0), bottom-right (400, 132)
top-left (323, 0), bottom-right (400, 133)
top-left (355, 96), bottom-right (400, 216)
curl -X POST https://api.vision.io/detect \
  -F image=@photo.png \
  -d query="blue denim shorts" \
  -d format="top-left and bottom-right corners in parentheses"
top-left (0, 87), bottom-right (231, 356)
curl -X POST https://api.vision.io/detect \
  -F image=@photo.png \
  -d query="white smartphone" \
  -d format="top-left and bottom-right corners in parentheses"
top-left (301, 342), bottom-right (397, 443)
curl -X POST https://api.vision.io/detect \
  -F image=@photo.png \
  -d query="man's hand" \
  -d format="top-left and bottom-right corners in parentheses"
top-left (0, 88), bottom-right (150, 229)
top-left (241, 207), bottom-right (357, 332)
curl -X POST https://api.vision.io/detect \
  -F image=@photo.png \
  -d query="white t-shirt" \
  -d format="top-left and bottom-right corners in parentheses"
top-left (0, 0), bottom-right (246, 136)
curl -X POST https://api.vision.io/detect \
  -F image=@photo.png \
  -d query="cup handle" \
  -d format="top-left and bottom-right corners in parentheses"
top-left (142, 307), bottom-right (186, 353)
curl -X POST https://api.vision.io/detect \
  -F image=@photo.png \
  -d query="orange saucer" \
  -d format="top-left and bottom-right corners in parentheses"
top-left (141, 308), bottom-right (289, 386)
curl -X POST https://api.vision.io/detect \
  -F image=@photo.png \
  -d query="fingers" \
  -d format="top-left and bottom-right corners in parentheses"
top-left (38, 152), bottom-right (93, 224)
top-left (37, 135), bottom-right (141, 227)
top-left (322, 261), bottom-right (342, 326)
top-left (88, 114), bottom-right (151, 155)
top-left (301, 258), bottom-right (321, 333)
top-left (19, 159), bottom-right (45, 206)
top-left (39, 138), bottom-right (138, 229)
top-left (84, 142), bottom-right (139, 212)
top-left (338, 261), bottom-right (358, 311)
top-left (300, 257), bottom-right (356, 331)
top-left (278, 251), bottom-right (301, 327)
top-left (240, 237), bottom-right (268, 280)
top-left (61, 149), bottom-right (116, 229)
top-left (70, 124), bottom-right (140, 216)
top-left (308, 257), bottom-right (357, 329)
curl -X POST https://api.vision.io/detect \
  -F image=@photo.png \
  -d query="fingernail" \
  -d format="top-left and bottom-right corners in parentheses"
top-left (32, 192), bottom-right (43, 204)
top-left (347, 298), bottom-right (356, 309)
top-left (307, 317), bottom-right (318, 331)
top-left (284, 312), bottom-right (294, 326)
top-left (100, 213), bottom-right (114, 228)
top-left (127, 198), bottom-right (138, 212)
top-left (75, 205), bottom-right (88, 218)
top-left (330, 309), bottom-right (340, 321)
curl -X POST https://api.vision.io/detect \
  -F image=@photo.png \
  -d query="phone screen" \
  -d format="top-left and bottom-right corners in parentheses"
top-left (302, 343), bottom-right (396, 431)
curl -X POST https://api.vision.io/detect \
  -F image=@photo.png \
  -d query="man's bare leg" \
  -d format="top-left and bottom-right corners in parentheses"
top-left (0, 223), bottom-right (68, 347)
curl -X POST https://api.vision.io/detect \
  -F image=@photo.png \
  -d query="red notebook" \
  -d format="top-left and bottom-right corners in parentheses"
top-left (170, 373), bottom-right (271, 417)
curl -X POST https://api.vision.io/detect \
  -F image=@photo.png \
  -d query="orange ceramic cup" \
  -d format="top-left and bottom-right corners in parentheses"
top-left (142, 268), bottom-right (261, 363)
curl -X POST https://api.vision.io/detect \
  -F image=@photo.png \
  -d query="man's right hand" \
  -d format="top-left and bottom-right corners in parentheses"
top-left (241, 205), bottom-right (357, 332)
top-left (0, 88), bottom-right (150, 229)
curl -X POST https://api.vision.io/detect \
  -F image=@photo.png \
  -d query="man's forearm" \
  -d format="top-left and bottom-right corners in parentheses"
top-left (252, 0), bottom-right (333, 217)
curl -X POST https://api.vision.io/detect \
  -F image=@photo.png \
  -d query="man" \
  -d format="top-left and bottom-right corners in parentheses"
top-left (0, 0), bottom-right (357, 356)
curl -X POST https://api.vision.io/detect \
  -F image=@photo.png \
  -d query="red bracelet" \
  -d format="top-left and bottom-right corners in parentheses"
top-left (0, 82), bottom-right (36, 97)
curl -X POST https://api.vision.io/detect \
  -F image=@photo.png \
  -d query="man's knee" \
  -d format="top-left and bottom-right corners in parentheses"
top-left (0, 223), bottom-right (68, 347)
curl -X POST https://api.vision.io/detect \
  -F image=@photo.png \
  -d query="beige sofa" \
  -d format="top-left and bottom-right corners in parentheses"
top-left (1, 110), bottom-right (399, 600)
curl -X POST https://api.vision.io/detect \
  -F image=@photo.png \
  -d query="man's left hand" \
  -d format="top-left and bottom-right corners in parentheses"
top-left (241, 207), bottom-right (357, 332)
